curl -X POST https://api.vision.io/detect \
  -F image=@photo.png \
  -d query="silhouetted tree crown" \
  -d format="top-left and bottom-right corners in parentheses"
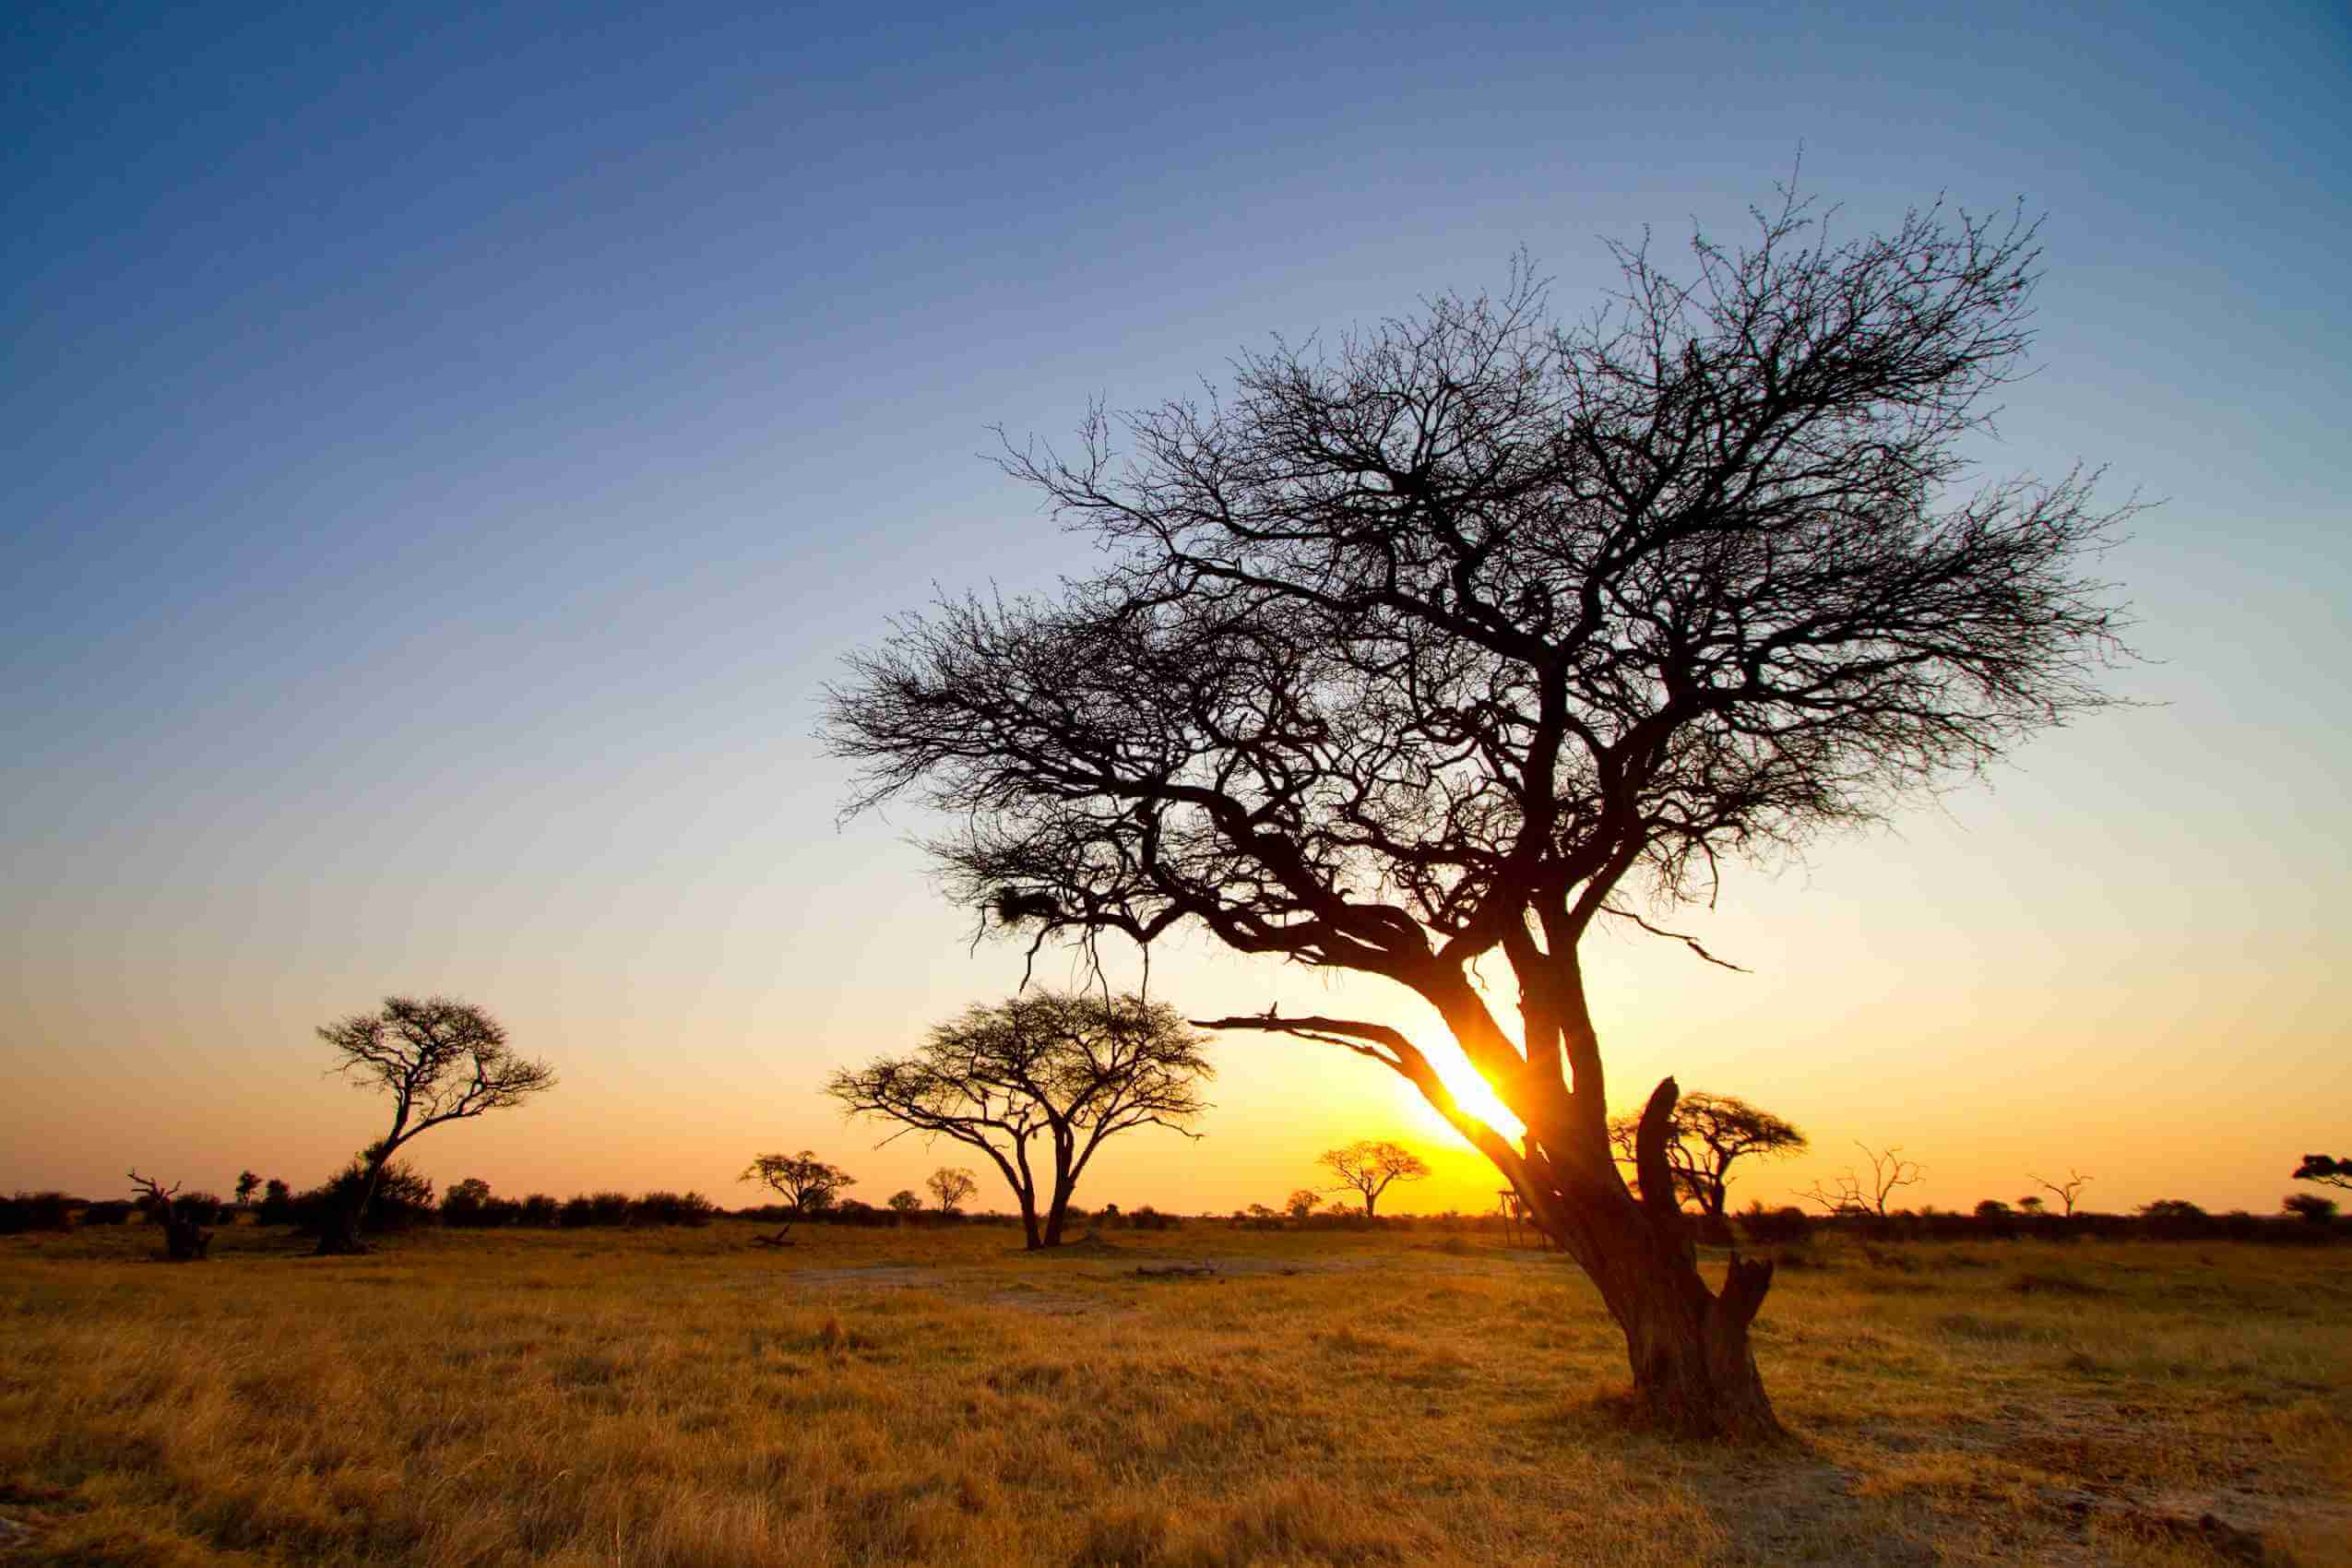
top-left (740, 1151), bottom-right (856, 1214)
top-left (314, 996), bottom-right (553, 1253)
top-left (827, 992), bottom-right (1211, 1250)
top-left (2292, 1155), bottom-right (2351, 1191)
top-left (1317, 1140), bottom-right (1431, 1219)
top-left (824, 186), bottom-right (2136, 1438)
top-left (1606, 1092), bottom-right (1807, 1218)
top-left (925, 1166), bottom-right (980, 1214)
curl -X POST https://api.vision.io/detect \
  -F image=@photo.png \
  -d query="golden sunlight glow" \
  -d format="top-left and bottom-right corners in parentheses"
top-left (1401, 1054), bottom-right (1526, 1147)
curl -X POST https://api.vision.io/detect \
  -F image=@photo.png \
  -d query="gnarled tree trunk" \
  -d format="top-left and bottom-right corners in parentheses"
top-left (1532, 1079), bottom-right (1780, 1441)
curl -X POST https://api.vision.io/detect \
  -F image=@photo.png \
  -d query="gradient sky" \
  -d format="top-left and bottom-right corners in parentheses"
top-left (6, 2), bottom-right (2346, 1219)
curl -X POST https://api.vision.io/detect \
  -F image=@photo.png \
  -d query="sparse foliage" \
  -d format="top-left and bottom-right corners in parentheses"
top-left (315, 996), bottom-right (554, 1254)
top-left (1286, 1188), bottom-right (1321, 1221)
top-left (1797, 1144), bottom-right (1925, 1218)
top-left (825, 184), bottom-right (2136, 1436)
top-left (887, 1189), bottom-right (924, 1215)
top-left (234, 1170), bottom-right (261, 1209)
top-left (926, 1166), bottom-right (980, 1215)
top-left (2028, 1168), bottom-right (2093, 1216)
top-left (1607, 1093), bottom-right (1807, 1217)
top-left (1317, 1141), bottom-right (1431, 1220)
top-left (828, 992), bottom-right (1212, 1249)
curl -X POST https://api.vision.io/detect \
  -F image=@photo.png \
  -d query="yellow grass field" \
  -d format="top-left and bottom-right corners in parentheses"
top-left (2, 1220), bottom-right (2346, 1566)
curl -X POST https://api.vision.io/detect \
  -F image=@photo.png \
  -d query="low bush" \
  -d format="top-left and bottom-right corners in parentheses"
top-left (0, 1192), bottom-right (76, 1233)
top-left (172, 1192), bottom-right (227, 1227)
top-left (632, 1191), bottom-right (716, 1227)
top-left (291, 1160), bottom-right (437, 1235)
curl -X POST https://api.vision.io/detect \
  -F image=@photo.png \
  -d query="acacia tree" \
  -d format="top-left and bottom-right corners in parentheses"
top-left (827, 992), bottom-right (1211, 1249)
top-left (2292, 1155), bottom-right (2351, 1191)
top-left (234, 1170), bottom-right (261, 1210)
top-left (825, 189), bottom-right (2133, 1437)
top-left (1607, 1093), bottom-right (1807, 1218)
top-left (1318, 1140), bottom-right (1431, 1218)
top-left (741, 1151), bottom-right (856, 1215)
top-left (315, 996), bottom-right (554, 1255)
top-left (926, 1166), bottom-right (980, 1214)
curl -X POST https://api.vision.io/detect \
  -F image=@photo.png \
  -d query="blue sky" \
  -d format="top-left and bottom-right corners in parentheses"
top-left (5, 1), bottom-right (2346, 1211)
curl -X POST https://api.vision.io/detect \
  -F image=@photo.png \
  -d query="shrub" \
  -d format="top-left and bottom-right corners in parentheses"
top-left (519, 1194), bottom-right (561, 1227)
top-left (1738, 1205), bottom-right (1812, 1246)
top-left (633, 1191), bottom-right (717, 1227)
top-left (1129, 1206), bottom-right (1178, 1231)
top-left (80, 1199), bottom-right (134, 1226)
top-left (172, 1192), bottom-right (227, 1227)
top-left (255, 1179), bottom-right (296, 1226)
top-left (0, 1192), bottom-right (77, 1233)
top-left (291, 1159), bottom-right (437, 1235)
top-left (2283, 1193), bottom-right (2337, 1226)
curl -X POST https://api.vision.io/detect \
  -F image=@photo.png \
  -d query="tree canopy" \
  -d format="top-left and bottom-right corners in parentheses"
top-left (314, 996), bottom-right (552, 1254)
top-left (827, 991), bottom-right (1211, 1249)
top-left (1607, 1092), bottom-right (1807, 1218)
top-left (826, 187), bottom-right (2134, 1437)
top-left (1317, 1140), bottom-right (1431, 1219)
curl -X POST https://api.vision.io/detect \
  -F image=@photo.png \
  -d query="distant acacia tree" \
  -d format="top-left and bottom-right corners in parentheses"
top-left (1286, 1188), bottom-right (1321, 1221)
top-left (828, 992), bottom-right (1211, 1249)
top-left (741, 1151), bottom-right (856, 1218)
top-left (887, 1189), bottom-right (923, 1216)
top-left (234, 1170), bottom-right (261, 1210)
top-left (2282, 1193), bottom-right (2336, 1225)
top-left (1318, 1141), bottom-right (1431, 1219)
top-left (926, 1166), bottom-right (979, 1215)
top-left (825, 186), bottom-right (2136, 1437)
top-left (2028, 1168), bottom-right (2094, 1216)
top-left (315, 996), bottom-right (554, 1255)
top-left (2292, 1155), bottom-right (2351, 1191)
top-left (1796, 1144), bottom-right (1924, 1218)
top-left (1607, 1093), bottom-right (1807, 1218)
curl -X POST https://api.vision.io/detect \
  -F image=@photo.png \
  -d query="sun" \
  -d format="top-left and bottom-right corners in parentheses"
top-left (1400, 1054), bottom-right (1525, 1146)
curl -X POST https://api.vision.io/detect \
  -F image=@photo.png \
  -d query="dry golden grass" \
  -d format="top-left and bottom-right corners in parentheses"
top-left (1, 1220), bottom-right (2345, 1566)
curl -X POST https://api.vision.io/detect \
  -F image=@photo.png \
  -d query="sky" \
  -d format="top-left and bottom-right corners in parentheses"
top-left (5, 1), bottom-right (2347, 1219)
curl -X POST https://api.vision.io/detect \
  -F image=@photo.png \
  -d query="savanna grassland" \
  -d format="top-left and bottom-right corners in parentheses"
top-left (2, 1220), bottom-right (2345, 1567)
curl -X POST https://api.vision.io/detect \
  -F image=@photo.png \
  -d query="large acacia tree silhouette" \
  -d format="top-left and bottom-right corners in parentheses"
top-left (826, 187), bottom-right (2134, 1438)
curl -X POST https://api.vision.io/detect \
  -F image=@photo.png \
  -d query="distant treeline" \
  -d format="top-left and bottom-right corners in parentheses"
top-left (4, 1187), bottom-right (2339, 1244)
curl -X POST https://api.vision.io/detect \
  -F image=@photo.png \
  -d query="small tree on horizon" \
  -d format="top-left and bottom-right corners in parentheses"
top-left (741, 1151), bottom-right (856, 1217)
top-left (828, 992), bottom-right (1211, 1249)
top-left (1796, 1144), bottom-right (1925, 1218)
top-left (1318, 1141), bottom-right (1431, 1220)
top-left (234, 1170), bottom-right (261, 1210)
top-left (314, 996), bottom-right (554, 1255)
top-left (926, 1166), bottom-right (979, 1215)
top-left (886, 1189), bottom-right (923, 1216)
top-left (2028, 1168), bottom-right (2094, 1216)
top-left (1286, 1188), bottom-right (1321, 1221)
top-left (1606, 1093), bottom-right (1807, 1218)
